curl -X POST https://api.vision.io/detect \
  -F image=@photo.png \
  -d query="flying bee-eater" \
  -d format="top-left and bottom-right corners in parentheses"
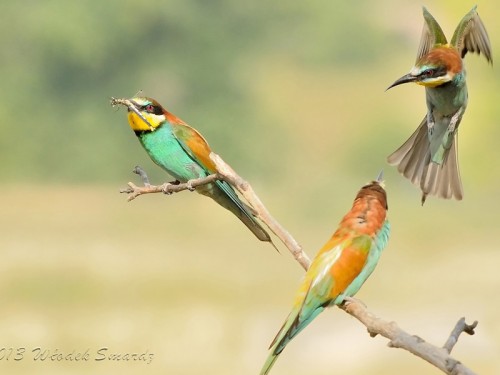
top-left (117, 96), bottom-right (274, 245)
top-left (260, 174), bottom-right (390, 375)
top-left (387, 6), bottom-right (492, 204)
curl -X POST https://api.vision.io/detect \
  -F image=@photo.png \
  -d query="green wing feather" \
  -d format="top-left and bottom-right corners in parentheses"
top-left (416, 7), bottom-right (448, 63)
top-left (261, 222), bottom-right (390, 375)
top-left (171, 124), bottom-right (257, 222)
top-left (267, 243), bottom-right (344, 357)
top-left (450, 6), bottom-right (492, 62)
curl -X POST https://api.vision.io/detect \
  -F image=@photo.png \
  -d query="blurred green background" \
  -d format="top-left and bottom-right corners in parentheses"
top-left (1, 0), bottom-right (499, 374)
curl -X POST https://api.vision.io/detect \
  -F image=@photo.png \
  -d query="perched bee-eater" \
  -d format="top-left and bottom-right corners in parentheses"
top-left (387, 6), bottom-right (492, 204)
top-left (260, 175), bottom-right (390, 375)
top-left (119, 96), bottom-right (273, 245)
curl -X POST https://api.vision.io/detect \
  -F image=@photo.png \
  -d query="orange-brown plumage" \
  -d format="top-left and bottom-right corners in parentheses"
top-left (421, 46), bottom-right (463, 75)
top-left (334, 182), bottom-right (388, 237)
top-left (157, 107), bottom-right (218, 172)
top-left (260, 179), bottom-right (390, 375)
top-left (328, 245), bottom-right (368, 296)
top-left (387, 6), bottom-right (492, 203)
top-left (162, 108), bottom-right (186, 125)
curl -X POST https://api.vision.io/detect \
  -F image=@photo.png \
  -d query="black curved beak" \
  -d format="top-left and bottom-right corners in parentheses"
top-left (386, 73), bottom-right (418, 91)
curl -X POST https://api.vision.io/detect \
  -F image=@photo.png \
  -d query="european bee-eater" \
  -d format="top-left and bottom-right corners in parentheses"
top-left (260, 175), bottom-right (390, 375)
top-left (387, 6), bottom-right (492, 204)
top-left (118, 96), bottom-right (273, 244)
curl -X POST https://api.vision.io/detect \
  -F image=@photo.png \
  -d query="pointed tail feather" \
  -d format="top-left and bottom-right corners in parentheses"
top-left (260, 352), bottom-right (280, 375)
top-left (260, 304), bottom-right (325, 375)
top-left (197, 181), bottom-right (274, 244)
top-left (260, 314), bottom-right (295, 375)
top-left (232, 201), bottom-right (275, 245)
top-left (387, 118), bottom-right (463, 202)
top-left (260, 313), bottom-right (299, 375)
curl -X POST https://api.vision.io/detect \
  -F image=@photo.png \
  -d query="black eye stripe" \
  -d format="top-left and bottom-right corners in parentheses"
top-left (420, 66), bottom-right (447, 79)
top-left (141, 104), bottom-right (163, 115)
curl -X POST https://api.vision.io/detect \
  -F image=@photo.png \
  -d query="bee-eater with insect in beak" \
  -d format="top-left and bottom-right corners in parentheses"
top-left (260, 173), bottom-right (390, 375)
top-left (387, 6), bottom-right (492, 204)
top-left (117, 96), bottom-right (274, 245)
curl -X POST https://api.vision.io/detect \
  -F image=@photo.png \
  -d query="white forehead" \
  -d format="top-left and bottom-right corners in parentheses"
top-left (410, 66), bottom-right (420, 76)
top-left (132, 97), bottom-right (150, 106)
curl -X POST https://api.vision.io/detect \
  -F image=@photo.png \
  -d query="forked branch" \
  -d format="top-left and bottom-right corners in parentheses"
top-left (114, 98), bottom-right (477, 374)
top-left (341, 302), bottom-right (477, 375)
top-left (120, 166), bottom-right (220, 202)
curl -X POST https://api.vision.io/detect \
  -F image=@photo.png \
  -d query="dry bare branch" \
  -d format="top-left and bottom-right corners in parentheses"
top-left (208, 154), bottom-right (478, 374)
top-left (120, 168), bottom-right (220, 202)
top-left (113, 99), bottom-right (477, 374)
top-left (209, 153), bottom-right (311, 270)
top-left (341, 301), bottom-right (477, 375)
top-left (443, 317), bottom-right (478, 354)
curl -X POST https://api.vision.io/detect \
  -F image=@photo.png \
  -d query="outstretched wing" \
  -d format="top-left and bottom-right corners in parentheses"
top-left (416, 7), bottom-right (448, 63)
top-left (450, 6), bottom-right (492, 62)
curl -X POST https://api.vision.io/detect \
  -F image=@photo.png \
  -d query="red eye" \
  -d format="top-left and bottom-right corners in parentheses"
top-left (146, 104), bottom-right (154, 112)
top-left (425, 69), bottom-right (434, 77)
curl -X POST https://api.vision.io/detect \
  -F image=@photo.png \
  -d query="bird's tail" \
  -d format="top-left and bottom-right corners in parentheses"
top-left (260, 313), bottom-right (296, 375)
top-left (387, 117), bottom-right (463, 204)
top-left (198, 180), bottom-right (275, 246)
top-left (260, 352), bottom-right (280, 375)
top-left (260, 304), bottom-right (324, 375)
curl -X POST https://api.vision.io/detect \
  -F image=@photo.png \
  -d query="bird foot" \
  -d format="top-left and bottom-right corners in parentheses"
top-left (186, 180), bottom-right (196, 192)
top-left (426, 110), bottom-right (435, 137)
top-left (343, 296), bottom-right (366, 308)
top-left (448, 107), bottom-right (463, 134)
top-left (161, 183), bottom-right (174, 195)
top-left (427, 121), bottom-right (435, 137)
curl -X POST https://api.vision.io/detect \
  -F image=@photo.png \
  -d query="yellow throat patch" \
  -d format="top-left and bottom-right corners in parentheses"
top-left (127, 111), bottom-right (163, 132)
top-left (416, 73), bottom-right (453, 88)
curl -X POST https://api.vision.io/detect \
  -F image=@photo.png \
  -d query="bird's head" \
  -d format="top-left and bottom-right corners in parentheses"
top-left (357, 171), bottom-right (388, 210)
top-left (127, 97), bottom-right (167, 133)
top-left (387, 46), bottom-right (463, 89)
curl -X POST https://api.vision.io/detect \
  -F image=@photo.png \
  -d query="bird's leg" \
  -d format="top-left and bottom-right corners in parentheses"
top-left (342, 296), bottom-right (367, 308)
top-left (161, 180), bottom-right (181, 195)
top-left (426, 111), bottom-right (435, 137)
top-left (441, 107), bottom-right (464, 149)
top-left (185, 179), bottom-right (196, 192)
top-left (447, 107), bottom-right (463, 134)
top-left (161, 183), bottom-right (173, 195)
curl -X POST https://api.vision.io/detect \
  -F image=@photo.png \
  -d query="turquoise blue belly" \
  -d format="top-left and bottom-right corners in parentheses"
top-left (139, 126), bottom-right (207, 182)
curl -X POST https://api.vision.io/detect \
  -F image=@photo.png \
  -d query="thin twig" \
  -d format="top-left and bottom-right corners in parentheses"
top-left (120, 174), bottom-right (220, 202)
top-left (117, 161), bottom-right (477, 374)
top-left (443, 317), bottom-right (478, 354)
top-left (133, 165), bottom-right (151, 186)
top-left (210, 153), bottom-right (311, 270)
top-left (110, 97), bottom-right (155, 131)
top-left (116, 161), bottom-right (310, 267)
